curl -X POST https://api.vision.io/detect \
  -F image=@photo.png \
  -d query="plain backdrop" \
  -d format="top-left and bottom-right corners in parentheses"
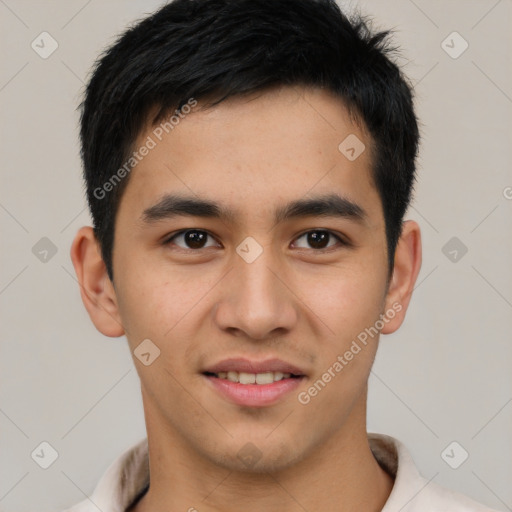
top-left (0, 0), bottom-right (511, 510)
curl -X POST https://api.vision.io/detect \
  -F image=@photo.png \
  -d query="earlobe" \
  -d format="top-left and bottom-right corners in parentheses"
top-left (381, 220), bottom-right (422, 335)
top-left (70, 226), bottom-right (125, 338)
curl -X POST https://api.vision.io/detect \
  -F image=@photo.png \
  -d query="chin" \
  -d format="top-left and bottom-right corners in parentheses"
top-left (204, 436), bottom-right (309, 474)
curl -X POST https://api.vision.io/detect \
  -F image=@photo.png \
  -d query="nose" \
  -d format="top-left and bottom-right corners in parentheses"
top-left (212, 247), bottom-right (298, 341)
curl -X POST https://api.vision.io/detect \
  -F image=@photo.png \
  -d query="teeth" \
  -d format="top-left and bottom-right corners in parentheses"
top-left (255, 372), bottom-right (273, 384)
top-left (227, 371), bottom-right (239, 383)
top-left (274, 371), bottom-right (284, 381)
top-left (214, 371), bottom-right (295, 384)
top-left (239, 372), bottom-right (256, 384)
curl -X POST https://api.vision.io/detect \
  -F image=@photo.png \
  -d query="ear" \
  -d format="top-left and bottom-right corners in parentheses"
top-left (70, 226), bottom-right (125, 337)
top-left (381, 220), bottom-right (422, 334)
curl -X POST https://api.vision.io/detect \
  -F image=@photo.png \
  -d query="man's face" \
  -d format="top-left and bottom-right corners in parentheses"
top-left (112, 86), bottom-right (391, 471)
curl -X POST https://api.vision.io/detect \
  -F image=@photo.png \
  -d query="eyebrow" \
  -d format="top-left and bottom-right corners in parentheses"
top-left (140, 193), bottom-right (367, 226)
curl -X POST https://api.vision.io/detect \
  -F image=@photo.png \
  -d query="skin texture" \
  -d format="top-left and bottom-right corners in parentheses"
top-left (71, 85), bottom-right (422, 512)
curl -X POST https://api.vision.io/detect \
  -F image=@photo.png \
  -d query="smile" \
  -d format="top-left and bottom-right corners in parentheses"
top-left (203, 374), bottom-right (304, 407)
top-left (202, 358), bottom-right (306, 407)
top-left (207, 371), bottom-right (297, 384)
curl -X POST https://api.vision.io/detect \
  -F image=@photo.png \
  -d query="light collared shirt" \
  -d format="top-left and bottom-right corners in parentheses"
top-left (62, 433), bottom-right (498, 512)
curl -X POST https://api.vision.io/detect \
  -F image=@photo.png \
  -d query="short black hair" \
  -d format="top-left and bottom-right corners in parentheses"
top-left (79, 0), bottom-right (419, 281)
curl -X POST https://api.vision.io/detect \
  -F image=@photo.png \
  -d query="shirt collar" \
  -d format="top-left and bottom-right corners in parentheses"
top-left (368, 432), bottom-right (432, 511)
top-left (82, 433), bottom-right (434, 512)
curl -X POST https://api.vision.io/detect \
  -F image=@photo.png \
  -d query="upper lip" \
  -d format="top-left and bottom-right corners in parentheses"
top-left (204, 358), bottom-right (306, 376)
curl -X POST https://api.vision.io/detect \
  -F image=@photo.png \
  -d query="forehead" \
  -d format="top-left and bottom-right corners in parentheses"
top-left (117, 86), bottom-right (382, 226)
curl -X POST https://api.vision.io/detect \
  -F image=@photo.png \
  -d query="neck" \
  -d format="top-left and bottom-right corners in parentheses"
top-left (131, 392), bottom-right (394, 512)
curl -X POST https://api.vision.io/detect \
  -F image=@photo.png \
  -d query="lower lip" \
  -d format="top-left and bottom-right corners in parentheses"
top-left (204, 375), bottom-right (303, 407)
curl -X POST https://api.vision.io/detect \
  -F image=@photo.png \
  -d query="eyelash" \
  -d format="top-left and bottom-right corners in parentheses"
top-left (162, 229), bottom-right (349, 252)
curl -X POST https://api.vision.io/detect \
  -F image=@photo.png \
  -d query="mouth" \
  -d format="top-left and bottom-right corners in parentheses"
top-left (203, 370), bottom-right (302, 384)
top-left (202, 358), bottom-right (306, 407)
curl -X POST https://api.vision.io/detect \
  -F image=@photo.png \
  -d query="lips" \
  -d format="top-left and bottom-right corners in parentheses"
top-left (202, 358), bottom-right (306, 407)
top-left (211, 370), bottom-right (294, 384)
top-left (203, 358), bottom-right (306, 377)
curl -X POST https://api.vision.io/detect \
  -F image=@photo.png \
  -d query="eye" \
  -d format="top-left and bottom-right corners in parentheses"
top-left (164, 229), bottom-right (220, 250)
top-left (292, 230), bottom-right (346, 250)
top-left (163, 229), bottom-right (348, 252)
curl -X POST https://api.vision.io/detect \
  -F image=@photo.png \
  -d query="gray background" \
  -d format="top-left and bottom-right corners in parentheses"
top-left (0, 0), bottom-right (511, 510)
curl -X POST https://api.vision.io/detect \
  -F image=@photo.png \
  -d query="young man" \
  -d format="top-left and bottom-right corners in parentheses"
top-left (68, 0), bottom-right (498, 510)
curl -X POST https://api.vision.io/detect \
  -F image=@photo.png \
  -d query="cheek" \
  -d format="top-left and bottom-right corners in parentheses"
top-left (303, 263), bottom-right (387, 342)
top-left (301, 271), bottom-right (384, 419)
top-left (115, 265), bottom-right (217, 369)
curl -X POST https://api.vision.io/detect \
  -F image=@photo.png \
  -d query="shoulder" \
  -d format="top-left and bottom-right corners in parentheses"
top-left (59, 437), bottom-right (149, 512)
top-left (368, 433), bottom-right (500, 512)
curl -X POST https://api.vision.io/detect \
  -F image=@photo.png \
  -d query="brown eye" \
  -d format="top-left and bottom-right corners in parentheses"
top-left (293, 230), bottom-right (345, 250)
top-left (166, 230), bottom-right (219, 250)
